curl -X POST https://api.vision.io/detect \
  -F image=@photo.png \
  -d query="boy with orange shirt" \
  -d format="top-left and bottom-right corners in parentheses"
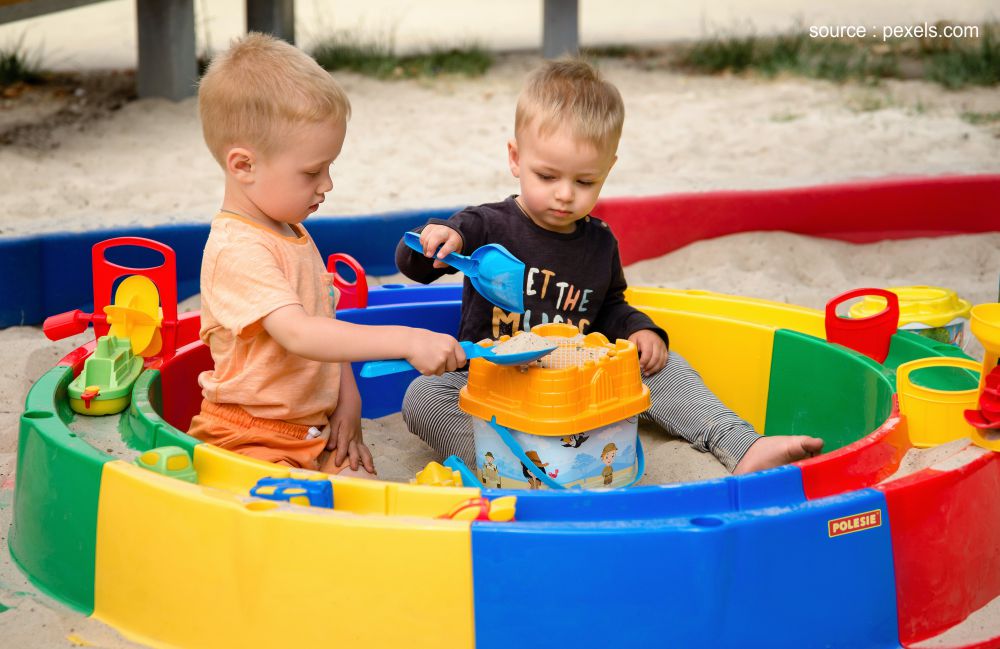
top-left (188, 34), bottom-right (465, 477)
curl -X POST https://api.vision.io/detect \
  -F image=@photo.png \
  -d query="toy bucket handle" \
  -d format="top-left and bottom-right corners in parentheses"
top-left (488, 417), bottom-right (645, 490)
top-left (326, 252), bottom-right (368, 310)
top-left (825, 288), bottom-right (899, 363)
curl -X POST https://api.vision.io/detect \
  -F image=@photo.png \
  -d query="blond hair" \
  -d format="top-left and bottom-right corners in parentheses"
top-left (198, 33), bottom-right (351, 165)
top-left (515, 59), bottom-right (624, 153)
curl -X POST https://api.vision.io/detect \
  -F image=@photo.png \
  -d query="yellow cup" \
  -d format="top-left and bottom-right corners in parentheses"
top-left (896, 357), bottom-right (981, 448)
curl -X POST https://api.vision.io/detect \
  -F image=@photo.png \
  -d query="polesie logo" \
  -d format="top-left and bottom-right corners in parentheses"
top-left (828, 510), bottom-right (882, 537)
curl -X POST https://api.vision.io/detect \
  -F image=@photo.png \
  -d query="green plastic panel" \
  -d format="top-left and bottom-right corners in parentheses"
top-left (765, 330), bottom-right (894, 452)
top-left (882, 331), bottom-right (979, 391)
top-left (9, 366), bottom-right (110, 614)
top-left (123, 369), bottom-right (198, 454)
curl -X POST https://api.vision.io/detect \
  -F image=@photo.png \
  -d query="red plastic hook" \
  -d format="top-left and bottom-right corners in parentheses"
top-left (326, 253), bottom-right (368, 310)
top-left (825, 288), bottom-right (899, 363)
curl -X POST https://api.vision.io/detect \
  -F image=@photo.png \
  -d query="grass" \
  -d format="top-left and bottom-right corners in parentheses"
top-left (961, 110), bottom-right (1000, 125)
top-left (311, 32), bottom-right (492, 79)
top-left (0, 35), bottom-right (44, 88)
top-left (924, 26), bottom-right (1000, 88)
top-left (678, 31), bottom-right (901, 83)
top-left (667, 23), bottom-right (999, 89)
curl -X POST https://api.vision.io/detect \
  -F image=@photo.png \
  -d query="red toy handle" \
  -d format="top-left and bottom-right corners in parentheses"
top-left (825, 288), bottom-right (899, 363)
top-left (326, 253), bottom-right (368, 310)
top-left (43, 309), bottom-right (92, 341)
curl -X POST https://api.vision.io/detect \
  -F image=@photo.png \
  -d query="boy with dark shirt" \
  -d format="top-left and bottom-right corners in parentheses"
top-left (397, 59), bottom-right (823, 475)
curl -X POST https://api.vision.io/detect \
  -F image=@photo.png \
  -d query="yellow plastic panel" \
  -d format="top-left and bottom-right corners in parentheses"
top-left (191, 443), bottom-right (290, 492)
top-left (386, 481), bottom-right (482, 517)
top-left (94, 462), bottom-right (475, 649)
top-left (640, 306), bottom-right (775, 433)
top-left (627, 287), bottom-right (825, 339)
top-left (193, 442), bottom-right (482, 517)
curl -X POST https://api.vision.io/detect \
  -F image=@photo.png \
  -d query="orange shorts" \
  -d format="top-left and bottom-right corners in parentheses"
top-left (188, 399), bottom-right (330, 471)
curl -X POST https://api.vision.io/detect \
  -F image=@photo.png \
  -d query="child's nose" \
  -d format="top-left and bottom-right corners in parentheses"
top-left (318, 170), bottom-right (334, 193)
top-left (555, 182), bottom-right (573, 202)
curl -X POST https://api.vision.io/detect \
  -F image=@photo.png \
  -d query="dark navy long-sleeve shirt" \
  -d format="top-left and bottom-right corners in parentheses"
top-left (395, 195), bottom-right (668, 347)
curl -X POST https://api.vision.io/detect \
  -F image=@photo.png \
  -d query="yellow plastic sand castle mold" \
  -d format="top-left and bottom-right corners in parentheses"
top-left (460, 322), bottom-right (650, 437)
top-left (415, 461), bottom-right (464, 487)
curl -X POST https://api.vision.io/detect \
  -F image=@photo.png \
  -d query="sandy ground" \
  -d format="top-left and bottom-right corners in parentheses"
top-left (1, 50), bottom-right (1000, 647)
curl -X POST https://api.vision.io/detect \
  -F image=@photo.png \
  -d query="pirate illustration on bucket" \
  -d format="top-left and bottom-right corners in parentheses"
top-left (521, 450), bottom-right (550, 489)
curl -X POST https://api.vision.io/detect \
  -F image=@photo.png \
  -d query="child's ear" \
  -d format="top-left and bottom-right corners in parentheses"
top-left (226, 147), bottom-right (255, 184)
top-left (507, 138), bottom-right (520, 178)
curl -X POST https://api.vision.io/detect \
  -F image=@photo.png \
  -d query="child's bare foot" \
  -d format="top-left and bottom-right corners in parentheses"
top-left (732, 436), bottom-right (824, 475)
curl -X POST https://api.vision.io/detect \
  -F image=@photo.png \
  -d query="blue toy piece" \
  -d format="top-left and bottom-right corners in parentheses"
top-left (250, 477), bottom-right (334, 508)
top-left (360, 339), bottom-right (557, 378)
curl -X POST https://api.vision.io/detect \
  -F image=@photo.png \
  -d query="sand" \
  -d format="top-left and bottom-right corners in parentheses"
top-left (2, 50), bottom-right (1000, 648)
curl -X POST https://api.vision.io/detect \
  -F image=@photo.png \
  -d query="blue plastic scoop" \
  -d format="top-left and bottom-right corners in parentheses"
top-left (360, 340), bottom-right (557, 378)
top-left (404, 231), bottom-right (525, 313)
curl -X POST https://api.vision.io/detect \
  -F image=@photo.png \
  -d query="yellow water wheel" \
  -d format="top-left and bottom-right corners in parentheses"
top-left (103, 275), bottom-right (163, 357)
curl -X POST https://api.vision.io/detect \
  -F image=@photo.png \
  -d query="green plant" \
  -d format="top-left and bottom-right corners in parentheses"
top-left (681, 33), bottom-right (757, 73)
top-left (0, 34), bottom-right (43, 87)
top-left (311, 31), bottom-right (492, 79)
top-left (582, 44), bottom-right (640, 58)
top-left (925, 25), bottom-right (1000, 88)
top-left (961, 110), bottom-right (1000, 125)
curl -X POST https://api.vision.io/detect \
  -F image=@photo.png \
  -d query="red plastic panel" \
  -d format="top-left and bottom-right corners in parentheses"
top-left (157, 339), bottom-right (213, 432)
top-left (878, 450), bottom-right (1000, 644)
top-left (798, 403), bottom-right (910, 500)
top-left (591, 175), bottom-right (1000, 266)
top-left (56, 339), bottom-right (98, 374)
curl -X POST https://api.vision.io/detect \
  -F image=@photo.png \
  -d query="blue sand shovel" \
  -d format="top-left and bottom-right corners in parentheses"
top-left (360, 340), bottom-right (557, 378)
top-left (404, 231), bottom-right (525, 313)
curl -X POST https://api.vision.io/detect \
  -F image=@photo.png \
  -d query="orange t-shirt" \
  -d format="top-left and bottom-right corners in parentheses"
top-left (198, 213), bottom-right (340, 426)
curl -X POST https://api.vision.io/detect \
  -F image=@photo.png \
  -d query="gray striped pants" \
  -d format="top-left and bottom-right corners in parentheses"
top-left (401, 351), bottom-right (760, 473)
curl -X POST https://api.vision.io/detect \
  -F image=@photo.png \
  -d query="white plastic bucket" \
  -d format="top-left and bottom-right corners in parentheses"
top-left (471, 416), bottom-right (641, 490)
top-left (899, 318), bottom-right (968, 348)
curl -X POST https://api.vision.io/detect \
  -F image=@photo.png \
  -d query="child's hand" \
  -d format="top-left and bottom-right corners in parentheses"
top-left (407, 330), bottom-right (467, 375)
top-left (628, 329), bottom-right (668, 376)
top-left (418, 225), bottom-right (463, 269)
top-left (325, 398), bottom-right (376, 474)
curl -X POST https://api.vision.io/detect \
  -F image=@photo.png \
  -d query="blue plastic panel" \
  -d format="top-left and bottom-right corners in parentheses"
top-left (0, 208), bottom-right (458, 327)
top-left (340, 296), bottom-right (462, 418)
top-left (472, 487), bottom-right (899, 649)
top-left (491, 465), bottom-right (806, 522)
top-left (366, 283), bottom-right (463, 307)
